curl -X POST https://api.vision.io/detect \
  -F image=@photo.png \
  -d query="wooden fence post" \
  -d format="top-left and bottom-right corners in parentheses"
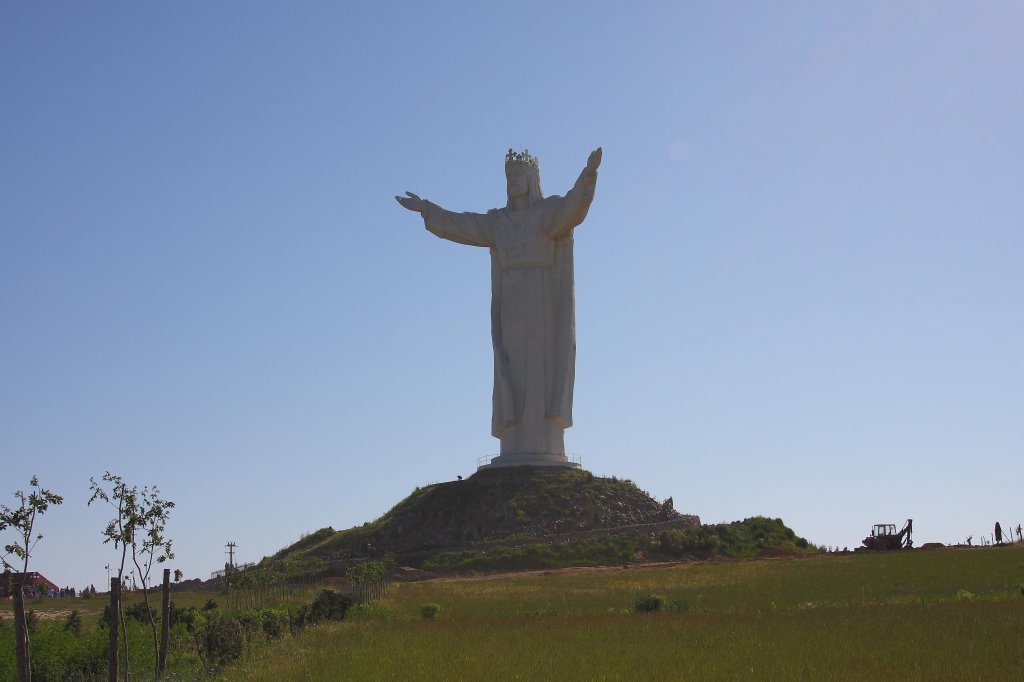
top-left (108, 577), bottom-right (120, 682)
top-left (13, 585), bottom-right (30, 682)
top-left (158, 568), bottom-right (170, 676)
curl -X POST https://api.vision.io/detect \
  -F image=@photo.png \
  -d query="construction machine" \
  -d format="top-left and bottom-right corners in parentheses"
top-left (862, 519), bottom-right (913, 550)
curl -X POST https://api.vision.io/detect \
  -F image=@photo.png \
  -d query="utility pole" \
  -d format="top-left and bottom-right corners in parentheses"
top-left (224, 541), bottom-right (238, 605)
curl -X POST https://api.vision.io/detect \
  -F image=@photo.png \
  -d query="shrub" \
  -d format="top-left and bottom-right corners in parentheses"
top-left (659, 528), bottom-right (721, 556)
top-left (634, 594), bottom-right (667, 613)
top-left (954, 589), bottom-right (977, 602)
top-left (420, 603), bottom-right (441, 620)
top-left (658, 517), bottom-right (812, 559)
top-left (98, 604), bottom-right (110, 629)
top-left (124, 601), bottom-right (156, 624)
top-left (172, 605), bottom-right (204, 631)
top-left (668, 597), bottom-right (690, 613)
top-left (63, 609), bottom-right (82, 636)
top-left (197, 612), bottom-right (244, 667)
top-left (260, 609), bottom-right (288, 640)
top-left (349, 602), bottom-right (389, 620)
top-left (308, 589), bottom-right (353, 623)
top-left (235, 607), bottom-right (288, 642)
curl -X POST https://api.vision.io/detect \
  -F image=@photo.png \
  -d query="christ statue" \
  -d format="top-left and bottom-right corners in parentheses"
top-left (396, 147), bottom-right (601, 469)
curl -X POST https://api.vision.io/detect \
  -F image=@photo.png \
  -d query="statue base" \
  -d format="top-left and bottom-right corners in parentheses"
top-left (477, 452), bottom-right (580, 471)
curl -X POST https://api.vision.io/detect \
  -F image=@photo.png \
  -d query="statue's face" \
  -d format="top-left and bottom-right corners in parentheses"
top-left (506, 167), bottom-right (529, 199)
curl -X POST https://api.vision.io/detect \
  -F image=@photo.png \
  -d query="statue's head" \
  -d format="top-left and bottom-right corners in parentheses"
top-left (505, 148), bottom-right (544, 206)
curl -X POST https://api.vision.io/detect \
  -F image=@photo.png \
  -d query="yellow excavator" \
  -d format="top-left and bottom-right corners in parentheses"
top-left (862, 519), bottom-right (913, 550)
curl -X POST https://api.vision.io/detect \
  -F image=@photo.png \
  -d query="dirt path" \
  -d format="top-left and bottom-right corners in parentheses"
top-left (422, 551), bottom-right (838, 584)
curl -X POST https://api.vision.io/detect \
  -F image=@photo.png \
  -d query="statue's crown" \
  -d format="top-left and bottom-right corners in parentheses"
top-left (505, 148), bottom-right (539, 171)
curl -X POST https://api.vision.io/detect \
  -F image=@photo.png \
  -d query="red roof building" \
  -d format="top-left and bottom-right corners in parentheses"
top-left (1, 571), bottom-right (60, 598)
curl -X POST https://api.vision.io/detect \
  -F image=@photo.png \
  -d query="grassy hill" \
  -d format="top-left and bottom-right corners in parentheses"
top-left (264, 467), bottom-right (813, 573)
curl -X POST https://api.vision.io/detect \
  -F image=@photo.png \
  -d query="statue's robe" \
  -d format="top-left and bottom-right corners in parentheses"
top-left (421, 174), bottom-right (595, 455)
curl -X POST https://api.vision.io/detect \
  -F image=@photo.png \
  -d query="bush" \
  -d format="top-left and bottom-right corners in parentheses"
top-left (420, 603), bottom-right (441, 619)
top-left (124, 601), bottom-right (156, 623)
top-left (659, 528), bottom-right (721, 556)
top-left (172, 605), bottom-right (204, 631)
top-left (348, 602), bottom-right (389, 620)
top-left (25, 617), bottom-right (139, 681)
top-left (98, 604), bottom-right (111, 629)
top-left (63, 609), bottom-right (82, 636)
top-left (658, 517), bottom-right (812, 559)
top-left (954, 589), bottom-right (977, 602)
top-left (668, 597), bottom-right (690, 613)
top-left (307, 589), bottom-right (353, 624)
top-left (197, 612), bottom-right (244, 667)
top-left (634, 594), bottom-right (667, 613)
top-left (260, 608), bottom-right (288, 640)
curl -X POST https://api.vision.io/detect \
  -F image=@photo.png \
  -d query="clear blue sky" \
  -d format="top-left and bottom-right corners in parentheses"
top-left (3, 2), bottom-right (1022, 589)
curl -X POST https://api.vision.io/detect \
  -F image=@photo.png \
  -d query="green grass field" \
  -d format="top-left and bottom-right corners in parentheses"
top-left (0, 588), bottom-right (216, 620)
top-left (0, 583), bottom-right (325, 622)
top-left (4, 546), bottom-right (1022, 680)
top-left (222, 546), bottom-right (1024, 681)
top-left (1, 583), bottom-right (331, 680)
top-left (0, 589), bottom-right (225, 680)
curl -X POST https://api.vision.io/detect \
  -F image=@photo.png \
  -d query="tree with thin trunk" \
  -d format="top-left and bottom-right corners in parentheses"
top-left (0, 476), bottom-right (64, 682)
top-left (89, 472), bottom-right (174, 681)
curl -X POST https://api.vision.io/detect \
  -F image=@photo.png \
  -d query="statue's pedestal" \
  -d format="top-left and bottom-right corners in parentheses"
top-left (478, 452), bottom-right (580, 470)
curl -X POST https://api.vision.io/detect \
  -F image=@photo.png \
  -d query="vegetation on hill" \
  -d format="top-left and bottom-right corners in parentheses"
top-left (422, 515), bottom-right (813, 572)
top-left (264, 468), bottom-right (698, 571)
top-left (261, 468), bottom-right (816, 574)
top-left (658, 515), bottom-right (811, 557)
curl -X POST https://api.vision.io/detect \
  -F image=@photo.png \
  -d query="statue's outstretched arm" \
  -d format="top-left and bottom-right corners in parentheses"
top-left (397, 190), bottom-right (491, 246)
top-left (396, 190), bottom-right (491, 245)
top-left (546, 147), bottom-right (601, 238)
top-left (418, 199), bottom-right (496, 248)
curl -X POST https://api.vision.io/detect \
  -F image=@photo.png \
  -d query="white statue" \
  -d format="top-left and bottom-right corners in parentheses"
top-left (397, 147), bottom-right (601, 468)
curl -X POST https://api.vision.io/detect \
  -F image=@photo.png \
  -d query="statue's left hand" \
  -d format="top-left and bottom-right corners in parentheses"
top-left (585, 147), bottom-right (602, 175)
top-left (395, 191), bottom-right (425, 214)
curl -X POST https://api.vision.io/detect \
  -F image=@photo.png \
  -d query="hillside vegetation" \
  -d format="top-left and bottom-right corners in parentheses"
top-left (265, 468), bottom-right (814, 574)
top-left (223, 544), bottom-right (1024, 681)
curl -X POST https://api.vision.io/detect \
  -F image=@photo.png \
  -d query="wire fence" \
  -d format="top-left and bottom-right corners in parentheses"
top-left (346, 559), bottom-right (396, 605)
top-left (221, 559), bottom-right (395, 611)
top-left (350, 571), bottom-right (392, 605)
top-left (476, 453), bottom-right (582, 468)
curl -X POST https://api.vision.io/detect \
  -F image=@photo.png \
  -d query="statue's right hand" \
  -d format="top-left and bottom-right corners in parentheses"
top-left (395, 191), bottom-right (425, 214)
